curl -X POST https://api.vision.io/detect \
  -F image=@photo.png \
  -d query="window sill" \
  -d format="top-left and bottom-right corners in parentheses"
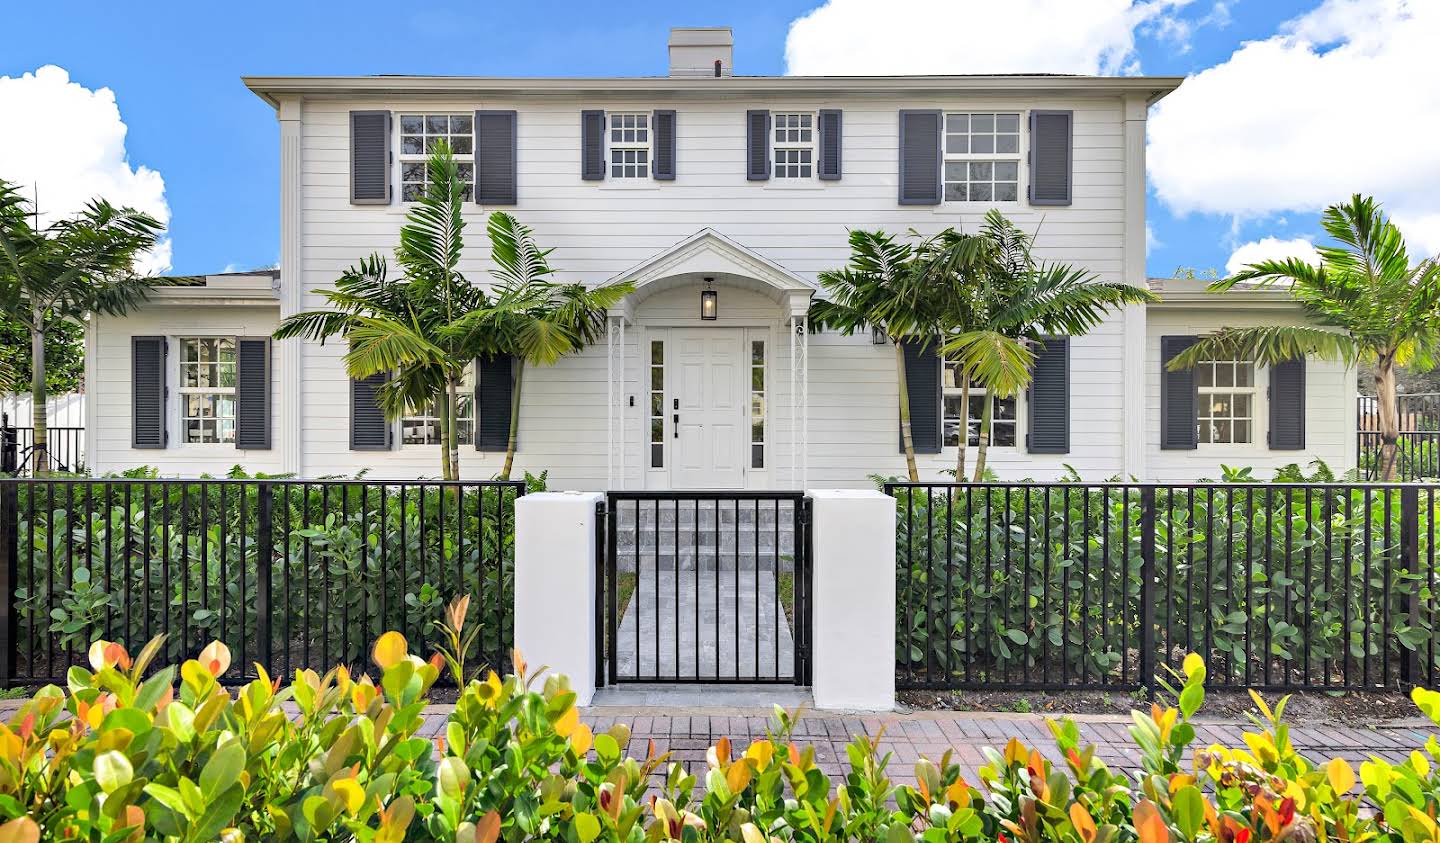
top-left (763, 180), bottom-right (826, 191)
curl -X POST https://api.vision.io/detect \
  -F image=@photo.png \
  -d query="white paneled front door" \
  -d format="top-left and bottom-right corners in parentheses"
top-left (670, 328), bottom-right (746, 489)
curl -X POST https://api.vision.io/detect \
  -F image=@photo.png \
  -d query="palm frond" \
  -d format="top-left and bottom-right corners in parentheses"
top-left (940, 330), bottom-right (1035, 398)
top-left (1166, 325), bottom-right (1359, 371)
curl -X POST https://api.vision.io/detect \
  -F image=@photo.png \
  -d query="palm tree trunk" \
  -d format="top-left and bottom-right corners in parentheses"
top-left (446, 377), bottom-right (460, 481)
top-left (30, 311), bottom-right (48, 474)
top-left (501, 359), bottom-right (524, 481)
top-left (1376, 355), bottom-right (1401, 481)
top-left (895, 344), bottom-right (919, 482)
top-left (436, 389), bottom-right (453, 481)
top-left (972, 392), bottom-right (994, 483)
top-left (955, 378), bottom-right (970, 480)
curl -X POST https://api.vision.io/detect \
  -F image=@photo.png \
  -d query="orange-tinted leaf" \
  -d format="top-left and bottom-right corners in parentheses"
top-left (1134, 800), bottom-right (1170, 843)
top-left (476, 810), bottom-right (501, 843)
top-left (1070, 803), bottom-right (1098, 843)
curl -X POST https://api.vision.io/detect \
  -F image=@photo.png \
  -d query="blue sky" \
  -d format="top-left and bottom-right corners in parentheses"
top-left (4, 0), bottom-right (1435, 277)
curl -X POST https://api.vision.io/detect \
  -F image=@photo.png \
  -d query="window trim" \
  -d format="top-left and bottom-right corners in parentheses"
top-left (175, 336), bottom-right (238, 447)
top-left (607, 111), bottom-right (652, 180)
top-left (941, 111), bottom-right (1026, 206)
top-left (771, 112), bottom-right (816, 180)
top-left (1195, 354), bottom-right (1263, 447)
top-left (942, 359), bottom-right (1021, 450)
top-left (399, 362), bottom-right (476, 448)
top-left (395, 112), bottom-right (476, 204)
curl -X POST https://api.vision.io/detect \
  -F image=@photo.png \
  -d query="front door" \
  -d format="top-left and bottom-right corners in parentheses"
top-left (670, 329), bottom-right (746, 489)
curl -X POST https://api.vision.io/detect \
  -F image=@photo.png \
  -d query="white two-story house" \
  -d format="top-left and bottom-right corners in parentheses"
top-left (83, 27), bottom-right (1357, 488)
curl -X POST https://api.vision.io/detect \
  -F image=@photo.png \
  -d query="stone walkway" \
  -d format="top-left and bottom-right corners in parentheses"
top-left (614, 568), bottom-right (793, 681)
top-left (418, 705), bottom-right (1427, 783)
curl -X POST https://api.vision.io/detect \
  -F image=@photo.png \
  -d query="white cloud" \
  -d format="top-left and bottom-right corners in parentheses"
top-left (1225, 236), bottom-right (1319, 276)
top-left (784, 0), bottom-right (1194, 76)
top-left (0, 65), bottom-right (171, 274)
top-left (1149, 0), bottom-right (1440, 254)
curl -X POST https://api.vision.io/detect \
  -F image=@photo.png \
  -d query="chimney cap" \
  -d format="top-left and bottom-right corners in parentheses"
top-left (667, 27), bottom-right (734, 47)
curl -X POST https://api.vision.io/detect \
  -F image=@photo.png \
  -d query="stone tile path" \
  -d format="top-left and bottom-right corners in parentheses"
top-left (413, 706), bottom-right (1428, 784)
top-left (614, 569), bottom-right (793, 681)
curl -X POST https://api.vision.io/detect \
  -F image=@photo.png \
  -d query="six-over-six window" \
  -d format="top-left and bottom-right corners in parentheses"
top-left (179, 338), bottom-right (237, 444)
top-left (772, 113), bottom-right (814, 179)
top-left (399, 114), bottom-right (475, 201)
top-left (1196, 355), bottom-right (1257, 445)
top-left (609, 113), bottom-right (651, 178)
top-left (944, 113), bottom-right (1021, 202)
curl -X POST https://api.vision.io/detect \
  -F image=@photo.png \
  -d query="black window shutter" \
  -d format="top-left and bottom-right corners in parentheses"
top-left (350, 111), bottom-right (391, 205)
top-left (235, 337), bottom-right (271, 450)
top-left (898, 339), bottom-right (942, 454)
top-left (898, 110), bottom-right (941, 205)
top-left (350, 372), bottom-right (391, 451)
top-left (746, 110), bottom-right (770, 181)
top-left (1029, 110), bottom-right (1073, 206)
top-left (475, 110), bottom-right (517, 205)
top-left (581, 110), bottom-right (606, 181)
top-left (1026, 337), bottom-right (1069, 454)
top-left (653, 109), bottom-right (676, 181)
top-left (1268, 358), bottom-right (1307, 450)
top-left (1160, 335), bottom-right (1199, 450)
top-left (476, 355), bottom-right (515, 452)
top-left (818, 109), bottom-right (842, 180)
top-left (132, 336), bottom-right (167, 449)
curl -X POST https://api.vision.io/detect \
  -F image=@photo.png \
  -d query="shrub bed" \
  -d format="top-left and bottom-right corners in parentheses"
top-left (3, 601), bottom-right (1440, 842)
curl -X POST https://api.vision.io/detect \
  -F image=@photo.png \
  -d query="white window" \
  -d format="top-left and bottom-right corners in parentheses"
top-left (943, 361), bottom-right (1017, 448)
top-left (401, 365), bottom-right (475, 446)
top-left (649, 340), bottom-right (664, 468)
top-left (772, 113), bottom-right (814, 179)
top-left (943, 112), bottom-right (1021, 203)
top-left (1196, 355), bottom-right (1257, 445)
top-left (398, 114), bottom-right (475, 202)
top-left (751, 340), bottom-right (766, 469)
top-left (179, 338), bottom-right (236, 444)
top-left (609, 113), bottom-right (650, 178)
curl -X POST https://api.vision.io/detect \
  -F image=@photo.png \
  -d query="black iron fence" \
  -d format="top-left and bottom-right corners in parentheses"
top-left (1358, 393), bottom-right (1440, 480)
top-left (0, 423), bottom-right (86, 476)
top-left (886, 482), bottom-right (1439, 693)
top-left (596, 491), bottom-right (812, 685)
top-left (0, 478), bottom-right (525, 686)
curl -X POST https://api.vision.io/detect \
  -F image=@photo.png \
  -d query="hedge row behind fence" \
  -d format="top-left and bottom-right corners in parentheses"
top-left (0, 478), bottom-right (525, 685)
top-left (887, 482), bottom-right (1438, 693)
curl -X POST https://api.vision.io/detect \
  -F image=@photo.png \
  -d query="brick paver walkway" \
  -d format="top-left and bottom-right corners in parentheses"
top-left (412, 706), bottom-right (1430, 784)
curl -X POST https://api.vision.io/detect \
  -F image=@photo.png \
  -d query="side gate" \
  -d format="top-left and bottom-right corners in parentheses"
top-left (595, 492), bottom-right (812, 686)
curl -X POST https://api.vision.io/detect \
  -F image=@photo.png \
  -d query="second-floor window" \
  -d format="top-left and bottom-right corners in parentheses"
top-left (943, 112), bottom-right (1021, 202)
top-left (773, 113), bottom-right (814, 179)
top-left (399, 114), bottom-right (475, 201)
top-left (609, 113), bottom-right (650, 178)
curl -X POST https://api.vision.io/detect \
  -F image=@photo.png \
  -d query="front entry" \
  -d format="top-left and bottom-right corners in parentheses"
top-left (670, 329), bottom-right (746, 489)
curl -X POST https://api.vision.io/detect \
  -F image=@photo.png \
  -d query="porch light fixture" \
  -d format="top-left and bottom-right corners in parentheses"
top-left (871, 326), bottom-right (887, 345)
top-left (700, 277), bottom-right (718, 321)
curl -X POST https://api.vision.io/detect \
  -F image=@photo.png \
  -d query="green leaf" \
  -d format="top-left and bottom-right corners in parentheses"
top-left (1172, 786), bottom-right (1205, 839)
top-left (575, 812), bottom-right (601, 843)
top-left (93, 751), bottom-right (133, 794)
top-left (199, 742), bottom-right (245, 799)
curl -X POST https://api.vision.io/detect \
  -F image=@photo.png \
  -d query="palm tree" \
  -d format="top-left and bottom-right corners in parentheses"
top-left (940, 210), bottom-right (1156, 480)
top-left (275, 141), bottom-right (486, 480)
top-left (915, 228), bottom-right (992, 480)
top-left (1167, 195), bottom-right (1440, 481)
top-left (0, 179), bottom-right (165, 472)
top-left (445, 212), bottom-right (632, 480)
top-left (811, 229), bottom-right (947, 482)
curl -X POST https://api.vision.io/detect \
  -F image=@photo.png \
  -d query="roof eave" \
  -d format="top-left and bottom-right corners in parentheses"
top-left (242, 74), bottom-right (1185, 103)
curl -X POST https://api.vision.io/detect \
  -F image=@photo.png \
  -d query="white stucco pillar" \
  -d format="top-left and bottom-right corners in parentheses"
top-left (807, 489), bottom-right (895, 710)
top-left (514, 491), bottom-right (602, 704)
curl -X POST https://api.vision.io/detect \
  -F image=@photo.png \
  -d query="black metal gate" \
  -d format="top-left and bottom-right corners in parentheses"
top-left (596, 491), bottom-right (811, 685)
